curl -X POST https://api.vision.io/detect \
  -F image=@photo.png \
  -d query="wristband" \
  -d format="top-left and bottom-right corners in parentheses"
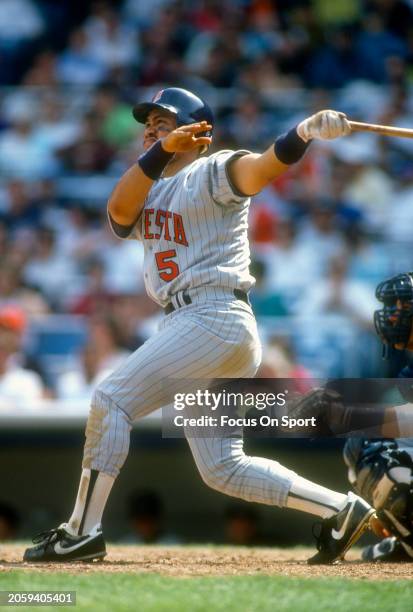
top-left (273, 127), bottom-right (311, 165)
top-left (137, 140), bottom-right (174, 180)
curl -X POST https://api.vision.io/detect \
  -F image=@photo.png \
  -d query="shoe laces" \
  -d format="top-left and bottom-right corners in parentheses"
top-left (32, 527), bottom-right (66, 545)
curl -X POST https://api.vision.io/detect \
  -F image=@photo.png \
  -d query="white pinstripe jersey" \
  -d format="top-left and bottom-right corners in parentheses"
top-left (123, 150), bottom-right (256, 307)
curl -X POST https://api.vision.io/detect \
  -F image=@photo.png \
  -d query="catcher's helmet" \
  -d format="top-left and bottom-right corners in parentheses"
top-left (374, 272), bottom-right (413, 350)
top-left (132, 87), bottom-right (214, 138)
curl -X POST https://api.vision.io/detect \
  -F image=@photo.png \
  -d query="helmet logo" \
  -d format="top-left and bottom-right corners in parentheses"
top-left (152, 90), bottom-right (164, 103)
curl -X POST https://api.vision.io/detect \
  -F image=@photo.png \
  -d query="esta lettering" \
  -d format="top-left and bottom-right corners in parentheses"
top-left (144, 209), bottom-right (188, 246)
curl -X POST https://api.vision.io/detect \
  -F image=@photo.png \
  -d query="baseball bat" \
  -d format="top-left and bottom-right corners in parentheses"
top-left (349, 120), bottom-right (413, 139)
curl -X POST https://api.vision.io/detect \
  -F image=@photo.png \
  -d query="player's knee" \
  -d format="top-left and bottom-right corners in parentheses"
top-left (197, 462), bottom-right (224, 492)
top-left (88, 388), bottom-right (131, 430)
top-left (84, 389), bottom-right (131, 474)
top-left (196, 445), bottom-right (250, 497)
top-left (86, 388), bottom-right (111, 433)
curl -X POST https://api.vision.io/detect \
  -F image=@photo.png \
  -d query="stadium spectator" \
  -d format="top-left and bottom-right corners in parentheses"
top-left (97, 224), bottom-right (145, 296)
top-left (0, 220), bottom-right (7, 259)
top-left (0, 501), bottom-right (20, 541)
top-left (249, 260), bottom-right (288, 317)
top-left (330, 133), bottom-right (394, 231)
top-left (56, 28), bottom-right (107, 86)
top-left (55, 313), bottom-right (130, 400)
top-left (58, 112), bottom-right (114, 174)
top-left (0, 180), bottom-right (43, 233)
top-left (305, 26), bottom-right (360, 88)
top-left (68, 257), bottom-right (112, 316)
top-left (344, 224), bottom-right (392, 287)
top-left (295, 202), bottom-right (346, 277)
top-left (92, 86), bottom-right (140, 148)
top-left (235, 55), bottom-right (300, 95)
top-left (257, 339), bottom-right (313, 382)
top-left (22, 226), bottom-right (81, 309)
top-left (0, 115), bottom-right (58, 180)
top-left (33, 96), bottom-right (82, 157)
top-left (82, 1), bottom-right (139, 74)
top-left (0, 262), bottom-right (49, 319)
top-left (124, 489), bottom-right (180, 545)
top-left (0, 0), bottom-right (44, 50)
top-left (225, 95), bottom-right (276, 150)
top-left (255, 217), bottom-right (323, 306)
top-left (292, 255), bottom-right (377, 330)
top-left (122, 0), bottom-right (173, 29)
top-left (0, 305), bottom-right (45, 405)
top-left (383, 168), bottom-right (413, 244)
top-left (223, 503), bottom-right (262, 546)
top-left (22, 50), bottom-right (58, 87)
top-left (52, 206), bottom-right (106, 264)
top-left (356, 12), bottom-right (407, 83)
top-left (240, 10), bottom-right (282, 61)
top-left (109, 293), bottom-right (161, 349)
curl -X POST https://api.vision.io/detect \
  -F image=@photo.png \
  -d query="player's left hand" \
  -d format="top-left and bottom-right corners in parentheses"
top-left (297, 110), bottom-right (351, 143)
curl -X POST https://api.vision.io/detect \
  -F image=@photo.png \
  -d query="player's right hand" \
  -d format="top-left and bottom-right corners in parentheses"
top-left (297, 110), bottom-right (351, 143)
top-left (161, 121), bottom-right (212, 153)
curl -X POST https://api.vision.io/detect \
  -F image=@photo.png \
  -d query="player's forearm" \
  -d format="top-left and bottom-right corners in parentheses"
top-left (383, 404), bottom-right (413, 437)
top-left (108, 140), bottom-right (175, 226)
top-left (329, 402), bottom-right (409, 437)
top-left (350, 404), bottom-right (413, 437)
top-left (295, 388), bottom-right (411, 437)
top-left (228, 110), bottom-right (351, 196)
top-left (228, 128), bottom-right (310, 196)
top-left (108, 163), bottom-right (153, 226)
top-left (228, 147), bottom-right (291, 196)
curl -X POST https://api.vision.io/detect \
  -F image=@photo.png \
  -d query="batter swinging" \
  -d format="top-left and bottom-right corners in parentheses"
top-left (24, 88), bottom-right (376, 565)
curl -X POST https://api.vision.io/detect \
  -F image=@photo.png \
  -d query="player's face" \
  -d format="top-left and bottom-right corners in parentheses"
top-left (388, 299), bottom-right (413, 349)
top-left (143, 110), bottom-right (177, 150)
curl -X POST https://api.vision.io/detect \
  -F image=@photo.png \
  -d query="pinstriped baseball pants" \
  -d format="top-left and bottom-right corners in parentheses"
top-left (82, 299), bottom-right (297, 508)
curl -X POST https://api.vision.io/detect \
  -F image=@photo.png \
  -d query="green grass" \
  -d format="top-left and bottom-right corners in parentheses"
top-left (1, 573), bottom-right (412, 612)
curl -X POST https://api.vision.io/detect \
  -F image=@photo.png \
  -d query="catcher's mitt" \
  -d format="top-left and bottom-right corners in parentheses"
top-left (281, 387), bottom-right (344, 435)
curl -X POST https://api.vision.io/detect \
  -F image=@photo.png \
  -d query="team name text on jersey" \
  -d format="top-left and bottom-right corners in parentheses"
top-left (143, 209), bottom-right (189, 247)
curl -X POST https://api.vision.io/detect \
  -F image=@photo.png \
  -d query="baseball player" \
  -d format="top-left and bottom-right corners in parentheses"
top-left (24, 88), bottom-right (376, 565)
top-left (343, 271), bottom-right (413, 562)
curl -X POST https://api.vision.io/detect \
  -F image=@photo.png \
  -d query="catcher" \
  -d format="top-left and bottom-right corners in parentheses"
top-left (343, 272), bottom-right (413, 562)
top-left (279, 272), bottom-right (413, 560)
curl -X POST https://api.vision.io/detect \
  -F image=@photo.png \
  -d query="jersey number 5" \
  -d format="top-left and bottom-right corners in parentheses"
top-left (155, 249), bottom-right (180, 281)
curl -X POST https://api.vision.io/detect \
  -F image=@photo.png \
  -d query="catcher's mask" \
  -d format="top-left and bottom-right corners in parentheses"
top-left (374, 272), bottom-right (413, 352)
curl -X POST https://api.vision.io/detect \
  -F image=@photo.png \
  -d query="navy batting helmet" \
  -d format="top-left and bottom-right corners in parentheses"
top-left (374, 272), bottom-right (413, 350)
top-left (132, 87), bottom-right (214, 137)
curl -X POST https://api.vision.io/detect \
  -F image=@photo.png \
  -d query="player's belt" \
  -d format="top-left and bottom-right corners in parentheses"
top-left (164, 289), bottom-right (250, 315)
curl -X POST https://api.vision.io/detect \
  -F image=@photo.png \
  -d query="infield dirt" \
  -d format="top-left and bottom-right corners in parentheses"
top-left (0, 545), bottom-right (411, 580)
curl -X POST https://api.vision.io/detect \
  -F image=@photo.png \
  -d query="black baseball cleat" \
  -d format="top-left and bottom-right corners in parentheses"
top-left (362, 537), bottom-right (413, 562)
top-left (23, 523), bottom-right (106, 562)
top-left (307, 492), bottom-right (375, 565)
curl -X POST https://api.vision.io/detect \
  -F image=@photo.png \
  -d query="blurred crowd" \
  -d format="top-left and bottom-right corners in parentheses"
top-left (2, 0), bottom-right (413, 403)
